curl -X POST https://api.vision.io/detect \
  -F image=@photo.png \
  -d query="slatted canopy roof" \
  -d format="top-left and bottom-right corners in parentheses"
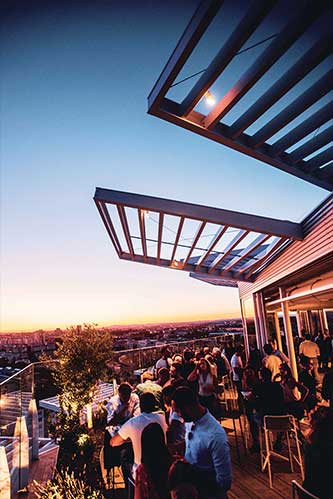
top-left (148, 0), bottom-right (333, 191)
top-left (94, 187), bottom-right (303, 285)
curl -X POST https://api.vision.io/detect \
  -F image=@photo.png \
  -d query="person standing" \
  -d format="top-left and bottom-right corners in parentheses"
top-left (104, 382), bottom-right (140, 482)
top-left (110, 392), bottom-right (167, 478)
top-left (299, 334), bottom-right (320, 384)
top-left (262, 343), bottom-right (282, 381)
top-left (230, 346), bottom-right (244, 392)
top-left (172, 387), bottom-right (232, 499)
top-left (155, 346), bottom-right (172, 372)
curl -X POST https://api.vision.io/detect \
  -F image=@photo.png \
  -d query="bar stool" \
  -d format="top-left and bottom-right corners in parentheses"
top-left (259, 415), bottom-right (304, 489)
top-left (99, 447), bottom-right (125, 495)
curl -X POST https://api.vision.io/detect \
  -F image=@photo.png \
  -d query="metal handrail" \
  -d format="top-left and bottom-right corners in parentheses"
top-left (0, 364), bottom-right (33, 387)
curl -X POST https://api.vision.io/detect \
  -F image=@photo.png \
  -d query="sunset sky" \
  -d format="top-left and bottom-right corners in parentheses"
top-left (1, 0), bottom-right (328, 332)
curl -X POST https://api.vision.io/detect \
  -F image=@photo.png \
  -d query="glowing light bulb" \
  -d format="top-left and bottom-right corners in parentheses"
top-left (204, 91), bottom-right (215, 106)
top-left (142, 209), bottom-right (150, 217)
top-left (171, 260), bottom-right (181, 268)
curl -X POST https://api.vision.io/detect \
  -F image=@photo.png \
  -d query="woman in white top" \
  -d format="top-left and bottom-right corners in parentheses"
top-left (187, 358), bottom-right (219, 418)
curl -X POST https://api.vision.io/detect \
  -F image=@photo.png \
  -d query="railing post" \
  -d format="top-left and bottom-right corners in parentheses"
top-left (13, 416), bottom-right (29, 490)
top-left (28, 398), bottom-right (39, 460)
top-left (0, 445), bottom-right (11, 499)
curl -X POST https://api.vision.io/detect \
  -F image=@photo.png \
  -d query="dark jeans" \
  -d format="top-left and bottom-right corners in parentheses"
top-left (104, 430), bottom-right (134, 486)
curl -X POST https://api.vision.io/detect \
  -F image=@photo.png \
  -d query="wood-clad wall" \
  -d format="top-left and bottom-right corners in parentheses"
top-left (238, 195), bottom-right (333, 299)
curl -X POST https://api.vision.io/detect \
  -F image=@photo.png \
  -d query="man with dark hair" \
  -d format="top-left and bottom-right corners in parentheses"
top-left (262, 343), bottom-right (282, 380)
top-left (172, 387), bottom-right (232, 499)
top-left (110, 392), bottom-right (167, 477)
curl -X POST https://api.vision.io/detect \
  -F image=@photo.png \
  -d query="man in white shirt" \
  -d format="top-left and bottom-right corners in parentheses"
top-left (262, 343), bottom-right (282, 380)
top-left (110, 392), bottom-right (167, 478)
top-left (299, 334), bottom-right (320, 383)
top-left (106, 382), bottom-right (140, 433)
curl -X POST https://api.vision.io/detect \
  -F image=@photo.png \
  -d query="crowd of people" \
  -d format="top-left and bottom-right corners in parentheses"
top-left (102, 334), bottom-right (333, 499)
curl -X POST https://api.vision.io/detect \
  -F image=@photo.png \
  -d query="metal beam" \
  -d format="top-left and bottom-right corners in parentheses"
top-left (94, 187), bottom-right (303, 239)
top-left (229, 35), bottom-right (332, 138)
top-left (203, 1), bottom-right (326, 129)
top-left (147, 0), bottom-right (222, 113)
top-left (138, 209), bottom-right (148, 260)
top-left (117, 205), bottom-right (134, 258)
top-left (157, 212), bottom-right (164, 263)
top-left (251, 70), bottom-right (333, 148)
top-left (170, 217), bottom-right (185, 263)
top-left (222, 233), bottom-right (270, 272)
top-left (180, 0), bottom-right (276, 116)
top-left (303, 147), bottom-right (333, 173)
top-left (208, 229), bottom-right (248, 273)
top-left (244, 237), bottom-right (288, 278)
top-left (195, 225), bottom-right (228, 270)
top-left (153, 100), bottom-right (333, 190)
top-left (272, 102), bottom-right (333, 155)
top-left (234, 236), bottom-right (279, 274)
top-left (189, 273), bottom-right (238, 287)
top-left (94, 201), bottom-right (122, 256)
top-left (318, 162), bottom-right (333, 180)
top-left (289, 127), bottom-right (333, 164)
top-left (182, 221), bottom-right (206, 267)
top-left (119, 251), bottom-right (254, 282)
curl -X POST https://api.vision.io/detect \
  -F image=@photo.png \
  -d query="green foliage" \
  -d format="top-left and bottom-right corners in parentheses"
top-left (34, 469), bottom-right (104, 499)
top-left (48, 324), bottom-right (113, 415)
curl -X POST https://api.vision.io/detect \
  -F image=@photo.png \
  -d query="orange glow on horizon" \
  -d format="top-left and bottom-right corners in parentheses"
top-left (1, 308), bottom-right (241, 334)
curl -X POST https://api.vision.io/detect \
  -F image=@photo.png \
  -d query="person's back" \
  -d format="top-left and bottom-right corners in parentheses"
top-left (252, 374), bottom-right (285, 417)
top-left (299, 338), bottom-right (320, 358)
top-left (262, 344), bottom-right (281, 380)
top-left (112, 392), bottom-right (167, 477)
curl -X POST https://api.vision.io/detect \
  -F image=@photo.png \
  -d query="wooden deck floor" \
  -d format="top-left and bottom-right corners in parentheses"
top-left (15, 446), bottom-right (59, 499)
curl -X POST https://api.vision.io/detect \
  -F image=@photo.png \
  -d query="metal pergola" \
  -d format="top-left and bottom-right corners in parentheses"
top-left (94, 187), bottom-right (303, 285)
top-left (148, 0), bottom-right (333, 191)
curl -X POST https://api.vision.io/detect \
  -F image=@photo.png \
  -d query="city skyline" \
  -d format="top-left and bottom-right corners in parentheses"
top-left (1, 0), bottom-right (328, 333)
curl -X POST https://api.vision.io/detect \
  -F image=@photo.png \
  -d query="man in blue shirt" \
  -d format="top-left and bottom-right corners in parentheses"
top-left (172, 386), bottom-right (232, 499)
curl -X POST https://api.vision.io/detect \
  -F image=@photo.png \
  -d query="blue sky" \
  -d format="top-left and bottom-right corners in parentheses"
top-left (1, 0), bottom-right (327, 332)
